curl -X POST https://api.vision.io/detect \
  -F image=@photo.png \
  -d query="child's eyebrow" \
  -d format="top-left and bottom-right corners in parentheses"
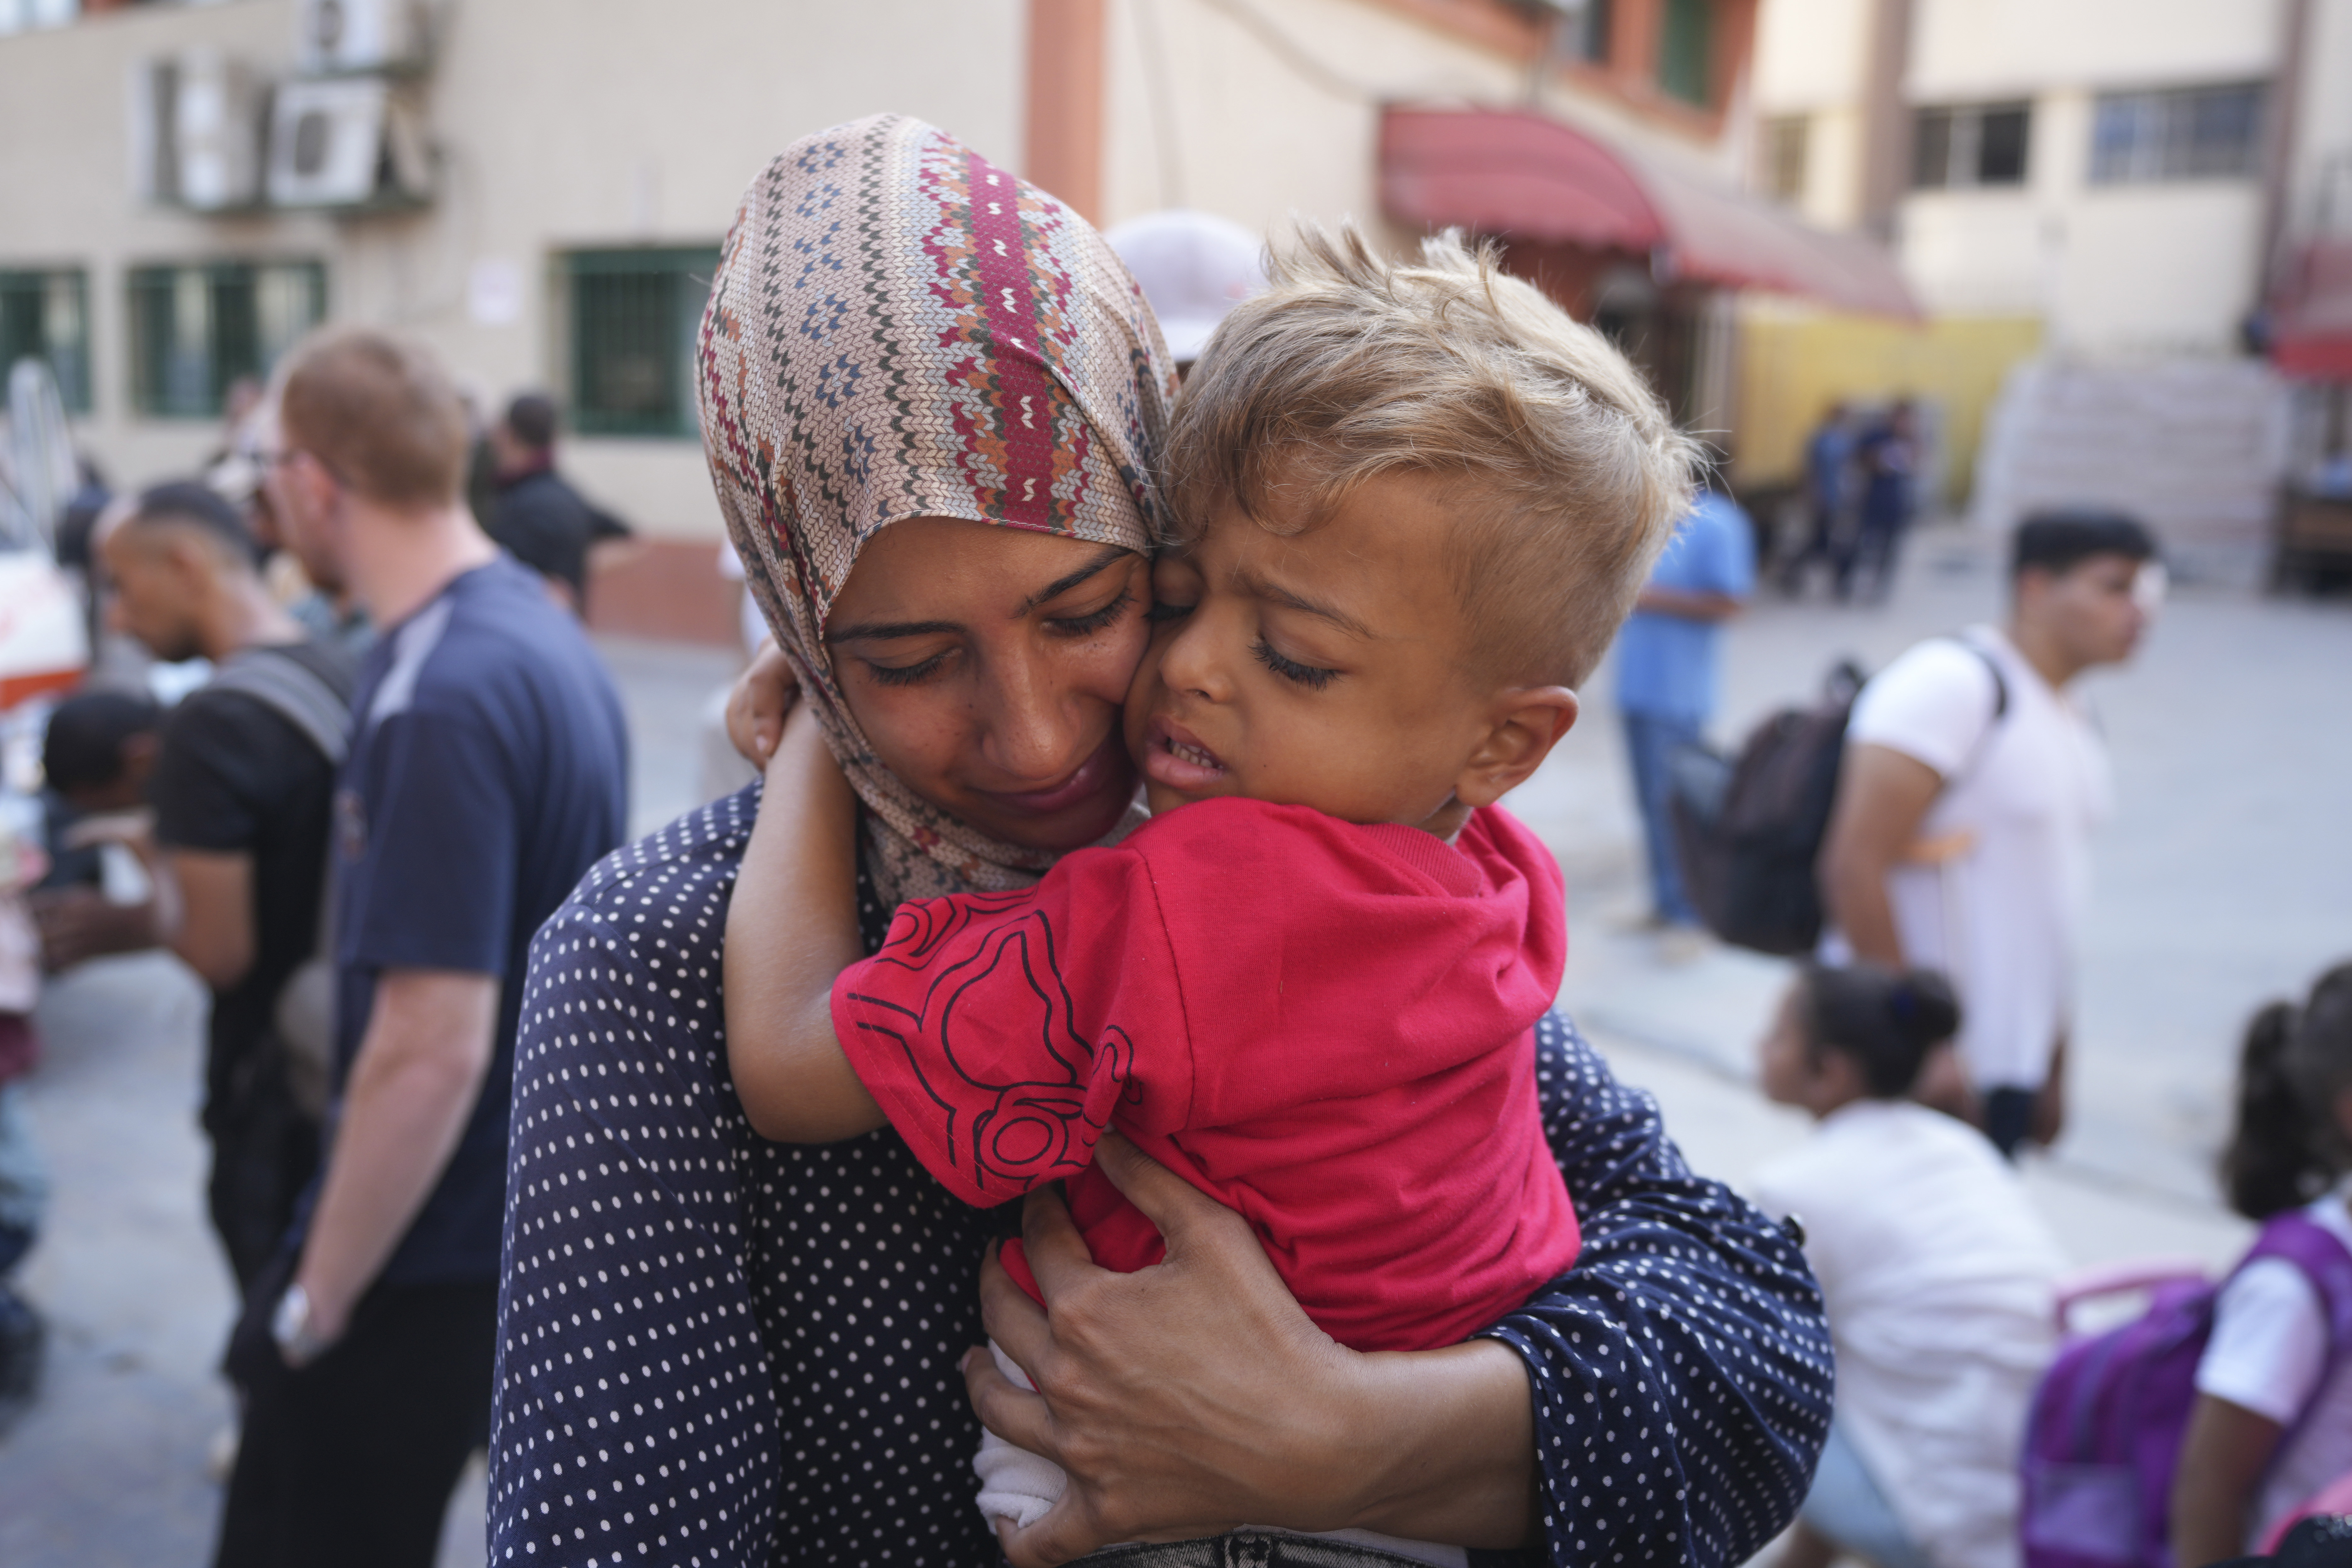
top-left (1235, 569), bottom-right (1379, 640)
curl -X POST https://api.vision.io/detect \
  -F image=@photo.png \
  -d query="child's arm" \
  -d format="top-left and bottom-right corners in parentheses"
top-left (722, 703), bottom-right (887, 1143)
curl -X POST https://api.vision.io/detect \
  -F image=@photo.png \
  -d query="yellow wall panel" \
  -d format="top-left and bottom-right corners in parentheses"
top-left (1737, 312), bottom-right (2044, 507)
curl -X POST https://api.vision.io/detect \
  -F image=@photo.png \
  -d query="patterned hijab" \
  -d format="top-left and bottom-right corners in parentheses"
top-left (698, 114), bottom-right (1177, 906)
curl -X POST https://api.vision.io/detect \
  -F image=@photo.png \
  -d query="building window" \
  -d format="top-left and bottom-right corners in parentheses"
top-left (1657, 0), bottom-right (1714, 107)
top-left (1763, 115), bottom-right (1810, 203)
top-left (566, 248), bottom-right (722, 438)
top-left (2091, 83), bottom-right (2266, 184)
top-left (1564, 0), bottom-right (1612, 65)
top-left (0, 269), bottom-right (91, 413)
top-left (0, 0), bottom-right (80, 37)
top-left (1913, 102), bottom-right (2031, 189)
top-left (128, 260), bottom-right (325, 419)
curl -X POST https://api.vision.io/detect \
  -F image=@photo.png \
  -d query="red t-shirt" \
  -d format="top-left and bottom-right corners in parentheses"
top-left (831, 797), bottom-right (1580, 1353)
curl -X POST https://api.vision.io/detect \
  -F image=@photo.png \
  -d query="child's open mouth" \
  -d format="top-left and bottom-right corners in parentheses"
top-left (1141, 716), bottom-right (1228, 791)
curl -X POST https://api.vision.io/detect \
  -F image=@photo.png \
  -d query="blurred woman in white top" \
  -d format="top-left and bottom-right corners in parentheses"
top-left (1753, 962), bottom-right (2067, 1568)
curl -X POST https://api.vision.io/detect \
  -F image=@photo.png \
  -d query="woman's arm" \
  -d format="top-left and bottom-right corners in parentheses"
top-left (1485, 1013), bottom-right (1832, 1565)
top-left (966, 1132), bottom-right (1540, 1567)
top-left (2171, 1394), bottom-right (2282, 1567)
top-left (720, 705), bottom-right (884, 1142)
top-left (966, 1012), bottom-right (1832, 1567)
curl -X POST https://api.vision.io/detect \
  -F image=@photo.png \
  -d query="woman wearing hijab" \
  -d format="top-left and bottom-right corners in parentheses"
top-left (490, 115), bottom-right (1830, 1566)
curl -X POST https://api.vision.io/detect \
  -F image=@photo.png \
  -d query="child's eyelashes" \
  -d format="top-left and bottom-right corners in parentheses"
top-left (1252, 637), bottom-right (1339, 691)
top-left (1145, 598), bottom-right (1195, 625)
top-left (1045, 590), bottom-right (1135, 639)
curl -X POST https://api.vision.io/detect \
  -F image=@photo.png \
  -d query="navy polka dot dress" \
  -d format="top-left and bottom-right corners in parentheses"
top-left (489, 787), bottom-right (1831, 1566)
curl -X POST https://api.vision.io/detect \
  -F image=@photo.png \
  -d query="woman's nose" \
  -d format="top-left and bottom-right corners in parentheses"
top-left (979, 649), bottom-right (1088, 784)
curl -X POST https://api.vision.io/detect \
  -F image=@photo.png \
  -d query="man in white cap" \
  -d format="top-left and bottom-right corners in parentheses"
top-left (1105, 209), bottom-right (1266, 372)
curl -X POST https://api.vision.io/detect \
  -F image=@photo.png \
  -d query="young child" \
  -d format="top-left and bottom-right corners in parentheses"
top-left (2175, 962), bottom-right (2352, 1562)
top-left (723, 228), bottom-right (1695, 1548)
top-left (1748, 963), bottom-right (2063, 1568)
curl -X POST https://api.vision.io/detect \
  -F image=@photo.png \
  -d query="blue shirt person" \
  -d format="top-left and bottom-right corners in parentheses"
top-left (218, 554), bottom-right (627, 1565)
top-left (1614, 486), bottom-right (1755, 929)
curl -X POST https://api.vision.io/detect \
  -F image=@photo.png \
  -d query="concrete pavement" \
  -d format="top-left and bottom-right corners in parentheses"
top-left (2, 537), bottom-right (2346, 1560)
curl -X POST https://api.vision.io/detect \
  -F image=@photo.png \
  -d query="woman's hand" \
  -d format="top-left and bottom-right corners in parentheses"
top-left (726, 638), bottom-right (800, 767)
top-left (963, 1133), bottom-right (1539, 1567)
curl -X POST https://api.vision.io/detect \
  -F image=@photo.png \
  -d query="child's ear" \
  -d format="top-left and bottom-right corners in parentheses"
top-left (1453, 686), bottom-right (1578, 810)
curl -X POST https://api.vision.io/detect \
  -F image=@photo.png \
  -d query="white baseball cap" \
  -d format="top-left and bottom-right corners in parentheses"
top-left (1105, 209), bottom-right (1268, 365)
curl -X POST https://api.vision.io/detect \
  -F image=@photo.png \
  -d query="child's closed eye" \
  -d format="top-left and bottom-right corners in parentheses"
top-left (1252, 637), bottom-right (1339, 691)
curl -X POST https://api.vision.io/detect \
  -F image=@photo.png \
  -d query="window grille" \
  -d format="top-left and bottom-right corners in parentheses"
top-left (2091, 84), bottom-right (2266, 185)
top-left (1763, 115), bottom-right (1810, 204)
top-left (127, 260), bottom-right (325, 418)
top-left (0, 269), bottom-right (91, 413)
top-left (1913, 103), bottom-right (2032, 190)
top-left (565, 248), bottom-right (722, 438)
top-left (1657, 0), bottom-right (1714, 107)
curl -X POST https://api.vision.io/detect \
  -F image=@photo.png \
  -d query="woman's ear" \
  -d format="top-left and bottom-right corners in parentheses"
top-left (1452, 687), bottom-right (1579, 810)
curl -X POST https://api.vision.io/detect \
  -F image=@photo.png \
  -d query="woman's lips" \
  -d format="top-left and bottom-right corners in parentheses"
top-left (971, 733), bottom-right (1131, 817)
top-left (1140, 716), bottom-right (1227, 792)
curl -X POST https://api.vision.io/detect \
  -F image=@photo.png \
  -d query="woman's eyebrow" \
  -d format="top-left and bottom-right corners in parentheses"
top-left (1012, 544), bottom-right (1131, 617)
top-left (825, 618), bottom-right (961, 644)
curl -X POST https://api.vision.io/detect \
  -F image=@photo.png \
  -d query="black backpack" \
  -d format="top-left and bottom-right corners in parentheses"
top-left (1668, 642), bottom-right (2007, 956)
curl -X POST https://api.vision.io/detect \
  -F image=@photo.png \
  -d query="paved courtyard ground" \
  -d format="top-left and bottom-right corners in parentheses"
top-left (1, 532), bottom-right (2346, 1562)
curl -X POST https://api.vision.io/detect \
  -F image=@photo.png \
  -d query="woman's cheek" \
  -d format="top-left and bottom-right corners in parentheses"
top-left (841, 677), bottom-right (966, 805)
top-left (1070, 609), bottom-right (1155, 705)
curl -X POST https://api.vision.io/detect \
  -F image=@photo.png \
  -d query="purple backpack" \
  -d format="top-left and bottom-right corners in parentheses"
top-left (2022, 1211), bottom-right (2352, 1568)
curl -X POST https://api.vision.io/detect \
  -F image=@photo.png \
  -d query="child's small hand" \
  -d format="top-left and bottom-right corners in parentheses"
top-left (727, 639), bottom-right (800, 767)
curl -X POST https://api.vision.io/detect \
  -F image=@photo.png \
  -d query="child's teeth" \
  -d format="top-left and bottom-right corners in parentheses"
top-left (1170, 739), bottom-right (1217, 769)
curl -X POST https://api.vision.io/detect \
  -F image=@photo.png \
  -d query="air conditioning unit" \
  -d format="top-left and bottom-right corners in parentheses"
top-left (129, 50), bottom-right (266, 210)
top-left (266, 76), bottom-right (430, 208)
top-left (293, 0), bottom-right (432, 75)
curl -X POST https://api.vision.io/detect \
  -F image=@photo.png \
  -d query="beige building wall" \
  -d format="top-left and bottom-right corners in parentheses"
top-left (0, 0), bottom-right (1026, 541)
top-left (1907, 0), bottom-right (2277, 100)
top-left (1749, 0), bottom-right (1867, 228)
top-left (1096, 0), bottom-right (1751, 254)
top-left (2286, 0), bottom-right (2352, 241)
top-left (1901, 0), bottom-right (2278, 355)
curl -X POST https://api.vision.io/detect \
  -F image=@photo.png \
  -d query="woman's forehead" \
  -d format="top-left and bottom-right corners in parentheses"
top-left (827, 518), bottom-right (1136, 631)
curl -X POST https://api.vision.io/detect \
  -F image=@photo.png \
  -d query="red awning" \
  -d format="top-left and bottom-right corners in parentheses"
top-left (1380, 105), bottom-right (1921, 320)
top-left (2273, 241), bottom-right (2352, 381)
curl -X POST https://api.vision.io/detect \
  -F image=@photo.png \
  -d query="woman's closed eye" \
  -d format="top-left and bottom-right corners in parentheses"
top-left (861, 649), bottom-right (953, 687)
top-left (1252, 637), bottom-right (1339, 691)
top-left (1045, 589), bottom-right (1135, 639)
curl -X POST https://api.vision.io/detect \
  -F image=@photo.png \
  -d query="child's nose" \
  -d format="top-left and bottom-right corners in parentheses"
top-left (1156, 611), bottom-right (1233, 703)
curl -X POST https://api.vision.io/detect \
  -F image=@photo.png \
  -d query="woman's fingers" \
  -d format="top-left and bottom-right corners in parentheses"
top-left (1091, 1129), bottom-right (1266, 1265)
top-left (1019, 1176), bottom-right (1106, 1301)
top-left (724, 639), bottom-right (798, 765)
top-left (961, 1343), bottom-right (1058, 1459)
top-left (976, 1238), bottom-right (1057, 1395)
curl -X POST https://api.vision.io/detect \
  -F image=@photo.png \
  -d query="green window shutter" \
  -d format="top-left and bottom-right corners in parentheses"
top-left (566, 247), bottom-right (722, 438)
top-left (0, 270), bottom-right (92, 415)
top-left (1658, 0), bottom-right (1714, 108)
top-left (126, 260), bottom-right (326, 419)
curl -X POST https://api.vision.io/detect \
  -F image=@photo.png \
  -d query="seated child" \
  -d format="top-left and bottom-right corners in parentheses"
top-left (723, 226), bottom-right (1696, 1552)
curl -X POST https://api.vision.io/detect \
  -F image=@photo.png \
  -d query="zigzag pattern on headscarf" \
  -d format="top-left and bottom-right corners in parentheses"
top-left (698, 114), bottom-right (1177, 906)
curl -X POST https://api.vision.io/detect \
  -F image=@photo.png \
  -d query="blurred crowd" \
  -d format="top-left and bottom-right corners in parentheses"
top-left (0, 212), bottom-right (2340, 1568)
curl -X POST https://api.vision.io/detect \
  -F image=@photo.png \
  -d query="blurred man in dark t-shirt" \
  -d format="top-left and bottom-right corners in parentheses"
top-left (484, 391), bottom-right (631, 616)
top-left (214, 331), bottom-right (626, 1568)
top-left (88, 483), bottom-right (357, 1294)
